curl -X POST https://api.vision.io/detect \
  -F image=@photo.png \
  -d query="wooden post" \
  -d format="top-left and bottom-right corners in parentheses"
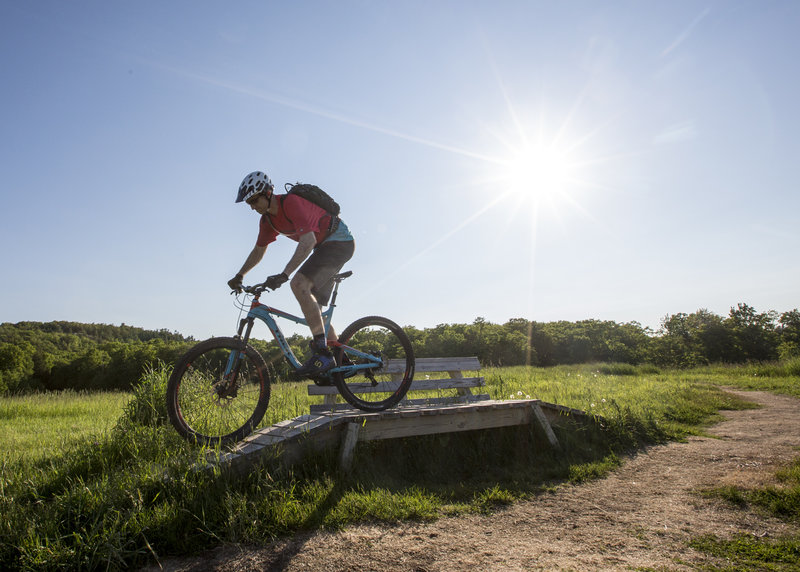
top-left (530, 402), bottom-right (561, 450)
top-left (447, 369), bottom-right (473, 398)
top-left (339, 421), bottom-right (361, 471)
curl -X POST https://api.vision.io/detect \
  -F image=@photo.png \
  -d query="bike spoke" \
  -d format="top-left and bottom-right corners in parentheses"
top-left (167, 338), bottom-right (271, 446)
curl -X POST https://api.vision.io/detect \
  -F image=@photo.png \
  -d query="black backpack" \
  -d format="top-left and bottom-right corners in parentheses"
top-left (285, 183), bottom-right (340, 216)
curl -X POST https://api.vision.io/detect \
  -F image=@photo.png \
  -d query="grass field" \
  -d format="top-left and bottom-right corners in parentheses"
top-left (0, 391), bottom-right (131, 461)
top-left (1, 362), bottom-right (798, 570)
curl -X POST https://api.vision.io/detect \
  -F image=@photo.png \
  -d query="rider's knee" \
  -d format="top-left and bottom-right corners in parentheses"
top-left (290, 273), bottom-right (313, 297)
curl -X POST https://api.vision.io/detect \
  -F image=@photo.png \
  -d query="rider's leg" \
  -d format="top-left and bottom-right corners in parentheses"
top-left (290, 273), bottom-right (326, 338)
top-left (325, 320), bottom-right (338, 342)
top-left (292, 240), bottom-right (354, 341)
top-left (287, 277), bottom-right (340, 342)
top-left (291, 273), bottom-right (336, 377)
top-left (292, 240), bottom-right (355, 377)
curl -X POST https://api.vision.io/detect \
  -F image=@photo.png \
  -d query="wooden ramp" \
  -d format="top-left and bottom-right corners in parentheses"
top-left (213, 399), bottom-right (595, 475)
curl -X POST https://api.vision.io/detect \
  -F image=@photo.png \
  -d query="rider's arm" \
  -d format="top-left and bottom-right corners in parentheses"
top-left (282, 232), bottom-right (316, 277)
top-left (237, 245), bottom-right (267, 276)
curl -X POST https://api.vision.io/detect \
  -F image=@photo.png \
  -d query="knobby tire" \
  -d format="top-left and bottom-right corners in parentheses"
top-left (166, 336), bottom-right (271, 446)
top-left (332, 316), bottom-right (415, 412)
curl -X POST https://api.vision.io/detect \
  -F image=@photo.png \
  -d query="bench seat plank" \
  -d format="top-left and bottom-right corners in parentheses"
top-left (307, 376), bottom-right (484, 396)
top-left (375, 356), bottom-right (481, 374)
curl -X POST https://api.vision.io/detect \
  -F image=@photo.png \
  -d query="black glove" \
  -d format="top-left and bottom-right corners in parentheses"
top-left (227, 273), bottom-right (243, 293)
top-left (264, 272), bottom-right (289, 290)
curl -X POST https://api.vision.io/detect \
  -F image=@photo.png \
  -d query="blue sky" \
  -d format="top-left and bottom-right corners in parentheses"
top-left (1, 0), bottom-right (798, 341)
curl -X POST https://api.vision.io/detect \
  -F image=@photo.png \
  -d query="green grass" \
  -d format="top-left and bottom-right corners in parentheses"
top-left (689, 358), bottom-right (800, 399)
top-left (0, 362), bottom-right (796, 570)
top-left (689, 534), bottom-right (800, 571)
top-left (0, 391), bottom-right (130, 461)
top-left (484, 363), bottom-right (755, 445)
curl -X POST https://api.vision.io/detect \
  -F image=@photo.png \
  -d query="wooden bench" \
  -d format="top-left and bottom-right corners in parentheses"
top-left (308, 356), bottom-right (487, 413)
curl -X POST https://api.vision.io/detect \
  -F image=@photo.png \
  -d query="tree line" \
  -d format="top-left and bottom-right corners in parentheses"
top-left (409, 304), bottom-right (800, 368)
top-left (1, 303), bottom-right (798, 394)
top-left (0, 322), bottom-right (193, 394)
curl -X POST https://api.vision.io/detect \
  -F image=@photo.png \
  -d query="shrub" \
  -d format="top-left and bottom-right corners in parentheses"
top-left (597, 363), bottom-right (638, 376)
top-left (119, 363), bottom-right (170, 427)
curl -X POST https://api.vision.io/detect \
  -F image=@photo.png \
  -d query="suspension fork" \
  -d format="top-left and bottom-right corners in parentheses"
top-left (225, 317), bottom-right (255, 384)
top-left (237, 316), bottom-right (256, 342)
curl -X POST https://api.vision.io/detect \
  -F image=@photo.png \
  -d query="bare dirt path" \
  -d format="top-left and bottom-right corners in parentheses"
top-left (148, 389), bottom-right (800, 571)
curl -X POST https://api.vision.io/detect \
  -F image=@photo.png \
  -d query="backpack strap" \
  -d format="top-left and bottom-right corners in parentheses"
top-left (264, 196), bottom-right (292, 236)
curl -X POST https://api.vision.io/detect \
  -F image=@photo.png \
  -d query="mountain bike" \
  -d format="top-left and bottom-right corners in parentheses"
top-left (165, 271), bottom-right (415, 445)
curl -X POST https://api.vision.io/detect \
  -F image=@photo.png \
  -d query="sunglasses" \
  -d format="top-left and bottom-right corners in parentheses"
top-left (246, 193), bottom-right (263, 206)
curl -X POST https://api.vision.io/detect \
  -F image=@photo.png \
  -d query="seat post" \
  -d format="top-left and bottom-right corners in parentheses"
top-left (328, 278), bottom-right (342, 309)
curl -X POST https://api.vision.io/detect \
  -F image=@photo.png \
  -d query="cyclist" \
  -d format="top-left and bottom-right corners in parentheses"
top-left (227, 171), bottom-right (355, 378)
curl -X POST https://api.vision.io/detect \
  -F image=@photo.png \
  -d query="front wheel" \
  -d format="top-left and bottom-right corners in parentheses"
top-left (331, 316), bottom-right (415, 412)
top-left (166, 337), bottom-right (271, 446)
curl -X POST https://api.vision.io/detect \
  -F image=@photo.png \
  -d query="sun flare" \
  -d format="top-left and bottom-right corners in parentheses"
top-left (504, 143), bottom-right (573, 201)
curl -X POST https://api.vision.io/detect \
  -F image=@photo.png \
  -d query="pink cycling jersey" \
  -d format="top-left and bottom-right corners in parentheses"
top-left (256, 194), bottom-right (334, 247)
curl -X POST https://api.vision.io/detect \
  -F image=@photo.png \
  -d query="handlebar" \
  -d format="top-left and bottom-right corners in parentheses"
top-left (237, 270), bottom-right (353, 297)
top-left (241, 283), bottom-right (268, 296)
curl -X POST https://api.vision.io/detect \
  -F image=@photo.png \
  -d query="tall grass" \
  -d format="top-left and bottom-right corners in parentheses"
top-left (0, 362), bottom-right (778, 570)
top-left (0, 390), bottom-right (129, 461)
top-left (695, 357), bottom-right (800, 398)
top-left (484, 363), bottom-right (751, 445)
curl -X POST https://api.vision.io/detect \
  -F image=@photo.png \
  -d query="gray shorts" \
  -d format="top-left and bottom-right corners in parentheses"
top-left (297, 239), bottom-right (355, 306)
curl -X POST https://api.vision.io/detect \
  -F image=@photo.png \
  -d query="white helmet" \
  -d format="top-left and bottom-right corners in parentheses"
top-left (236, 171), bottom-right (274, 203)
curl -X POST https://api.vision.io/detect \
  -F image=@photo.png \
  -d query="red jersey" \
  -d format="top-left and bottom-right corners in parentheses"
top-left (256, 194), bottom-right (335, 247)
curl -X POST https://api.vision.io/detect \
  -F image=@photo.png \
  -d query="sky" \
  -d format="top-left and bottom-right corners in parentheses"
top-left (1, 0), bottom-right (799, 342)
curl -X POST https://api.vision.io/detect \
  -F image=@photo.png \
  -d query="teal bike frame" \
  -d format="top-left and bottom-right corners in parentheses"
top-left (231, 271), bottom-right (381, 378)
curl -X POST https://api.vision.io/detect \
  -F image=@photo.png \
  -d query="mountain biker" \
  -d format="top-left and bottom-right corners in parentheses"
top-left (227, 171), bottom-right (355, 378)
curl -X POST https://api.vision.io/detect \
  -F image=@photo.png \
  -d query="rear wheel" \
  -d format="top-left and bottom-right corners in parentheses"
top-left (332, 316), bottom-right (415, 412)
top-left (166, 337), bottom-right (271, 446)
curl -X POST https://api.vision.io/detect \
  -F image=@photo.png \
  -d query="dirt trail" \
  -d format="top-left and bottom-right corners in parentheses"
top-left (148, 390), bottom-right (800, 571)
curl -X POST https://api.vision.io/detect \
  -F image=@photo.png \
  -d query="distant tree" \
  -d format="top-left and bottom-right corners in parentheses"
top-left (726, 303), bottom-right (779, 362)
top-left (777, 309), bottom-right (800, 359)
top-left (0, 342), bottom-right (35, 393)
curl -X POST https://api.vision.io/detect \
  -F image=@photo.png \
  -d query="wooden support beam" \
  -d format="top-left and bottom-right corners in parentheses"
top-left (530, 402), bottom-right (561, 450)
top-left (447, 368), bottom-right (473, 397)
top-left (339, 422), bottom-right (361, 472)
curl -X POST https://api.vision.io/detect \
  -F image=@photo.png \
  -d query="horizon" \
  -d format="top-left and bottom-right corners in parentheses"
top-left (2, 298), bottom-right (793, 341)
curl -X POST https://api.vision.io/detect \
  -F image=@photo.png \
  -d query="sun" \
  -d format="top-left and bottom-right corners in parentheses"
top-left (503, 142), bottom-right (573, 202)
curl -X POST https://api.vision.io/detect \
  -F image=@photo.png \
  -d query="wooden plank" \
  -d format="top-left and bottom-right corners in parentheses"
top-left (245, 433), bottom-right (287, 447)
top-left (362, 356), bottom-right (481, 374)
top-left (310, 394), bottom-right (491, 414)
top-left (411, 356), bottom-right (481, 372)
top-left (276, 415), bottom-right (338, 440)
top-left (357, 405), bottom-right (532, 441)
top-left (308, 376), bottom-right (484, 395)
top-left (334, 357), bottom-right (481, 373)
top-left (400, 394), bottom-right (490, 406)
